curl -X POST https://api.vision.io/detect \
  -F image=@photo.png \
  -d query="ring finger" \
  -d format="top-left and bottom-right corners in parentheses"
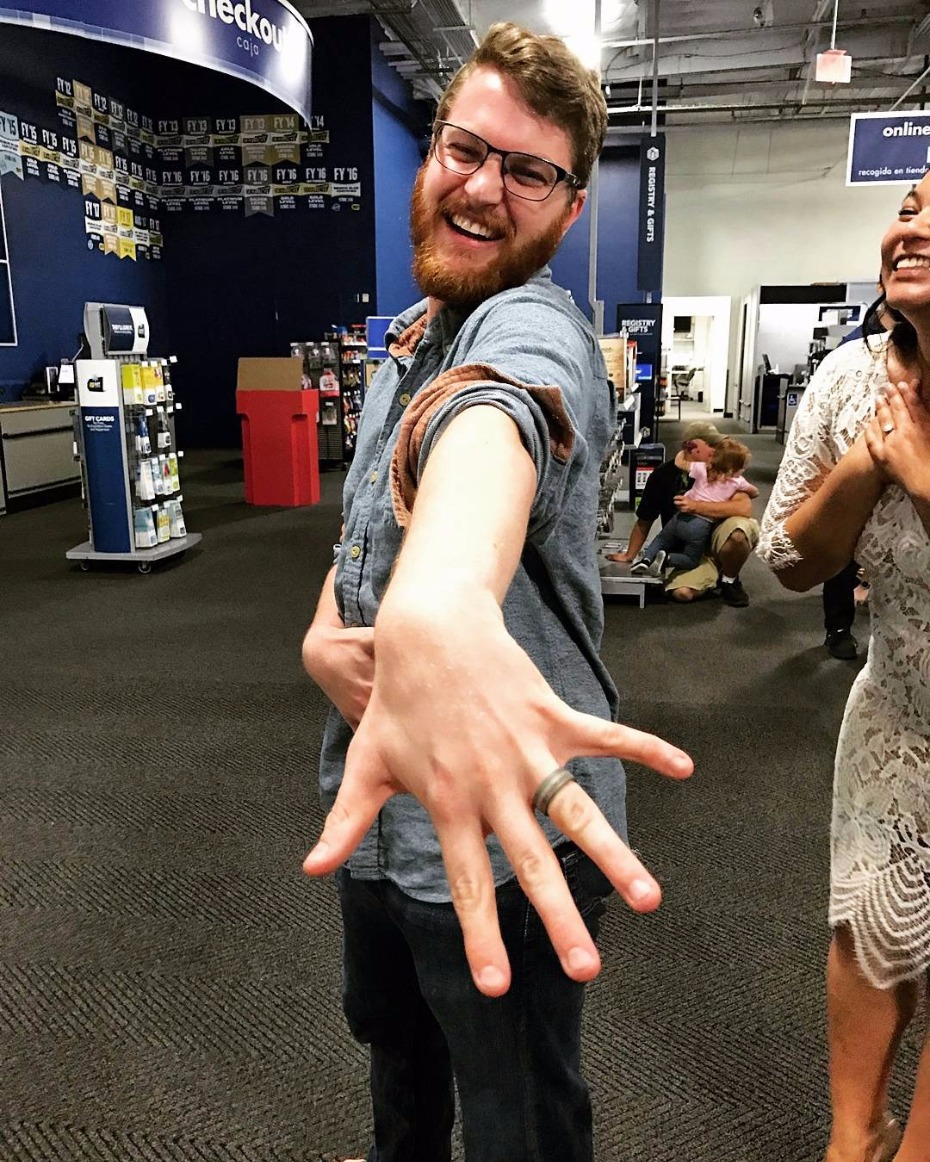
top-left (490, 797), bottom-right (602, 981)
top-left (875, 396), bottom-right (894, 436)
top-left (544, 779), bottom-right (662, 912)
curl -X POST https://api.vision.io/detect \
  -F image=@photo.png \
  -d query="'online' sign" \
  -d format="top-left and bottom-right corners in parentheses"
top-left (847, 112), bottom-right (930, 186)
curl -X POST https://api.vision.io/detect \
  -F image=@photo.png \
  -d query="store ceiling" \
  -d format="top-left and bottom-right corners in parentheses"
top-left (294, 0), bottom-right (930, 130)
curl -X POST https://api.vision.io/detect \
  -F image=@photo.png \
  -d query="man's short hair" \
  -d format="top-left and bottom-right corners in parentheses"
top-left (681, 420), bottom-right (723, 446)
top-left (435, 23), bottom-right (608, 192)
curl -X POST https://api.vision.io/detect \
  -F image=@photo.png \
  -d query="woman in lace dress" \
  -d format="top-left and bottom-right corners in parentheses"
top-left (758, 176), bottom-right (930, 1162)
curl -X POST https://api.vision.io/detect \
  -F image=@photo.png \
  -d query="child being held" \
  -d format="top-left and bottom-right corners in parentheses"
top-left (630, 437), bottom-right (758, 577)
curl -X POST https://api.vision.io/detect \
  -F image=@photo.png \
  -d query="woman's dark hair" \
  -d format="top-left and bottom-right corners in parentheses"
top-left (866, 292), bottom-right (917, 356)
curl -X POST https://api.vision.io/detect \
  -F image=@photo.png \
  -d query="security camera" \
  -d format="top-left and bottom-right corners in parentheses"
top-left (752, 0), bottom-right (774, 27)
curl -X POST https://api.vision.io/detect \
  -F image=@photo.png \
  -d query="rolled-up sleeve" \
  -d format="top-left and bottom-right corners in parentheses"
top-left (390, 292), bottom-right (607, 535)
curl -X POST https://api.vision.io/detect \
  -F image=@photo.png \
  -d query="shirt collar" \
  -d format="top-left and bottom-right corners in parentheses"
top-left (385, 267), bottom-right (554, 361)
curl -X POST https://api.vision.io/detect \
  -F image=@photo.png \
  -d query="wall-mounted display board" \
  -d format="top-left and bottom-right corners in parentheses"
top-left (0, 75), bottom-right (365, 264)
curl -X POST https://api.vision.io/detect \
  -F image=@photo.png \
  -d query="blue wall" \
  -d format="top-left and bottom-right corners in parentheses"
top-left (0, 25), bottom-right (169, 401)
top-left (596, 147), bottom-right (649, 328)
top-left (549, 145), bottom-right (645, 327)
top-left (0, 16), bottom-right (378, 447)
top-left (158, 15), bottom-right (377, 446)
top-left (370, 22), bottom-right (430, 318)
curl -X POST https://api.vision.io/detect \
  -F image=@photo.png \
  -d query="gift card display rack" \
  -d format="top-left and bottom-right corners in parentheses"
top-left (66, 301), bottom-right (202, 574)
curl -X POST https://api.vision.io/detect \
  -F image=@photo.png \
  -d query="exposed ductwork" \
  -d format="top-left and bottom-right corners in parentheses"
top-left (292, 0), bottom-right (930, 123)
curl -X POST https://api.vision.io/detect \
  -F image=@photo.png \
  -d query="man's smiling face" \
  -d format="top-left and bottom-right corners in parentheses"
top-left (410, 66), bottom-right (586, 312)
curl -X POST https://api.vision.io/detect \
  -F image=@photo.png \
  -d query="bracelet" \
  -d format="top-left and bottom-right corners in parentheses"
top-left (332, 542), bottom-right (342, 564)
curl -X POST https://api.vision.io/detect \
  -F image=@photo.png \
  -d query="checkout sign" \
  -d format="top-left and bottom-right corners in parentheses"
top-left (847, 111), bottom-right (930, 186)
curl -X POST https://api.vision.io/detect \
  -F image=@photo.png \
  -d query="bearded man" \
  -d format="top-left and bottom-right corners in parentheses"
top-left (300, 23), bottom-right (692, 1162)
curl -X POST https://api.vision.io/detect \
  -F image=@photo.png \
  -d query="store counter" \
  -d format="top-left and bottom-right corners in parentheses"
top-left (0, 400), bottom-right (80, 515)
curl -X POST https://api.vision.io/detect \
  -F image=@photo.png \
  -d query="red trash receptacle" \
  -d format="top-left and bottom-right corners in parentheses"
top-left (237, 388), bottom-right (321, 506)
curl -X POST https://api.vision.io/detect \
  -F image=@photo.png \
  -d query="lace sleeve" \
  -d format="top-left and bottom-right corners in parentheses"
top-left (757, 344), bottom-right (869, 570)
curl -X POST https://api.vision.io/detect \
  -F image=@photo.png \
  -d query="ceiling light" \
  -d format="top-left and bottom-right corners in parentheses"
top-left (815, 48), bottom-right (851, 83)
top-left (815, 0), bottom-right (851, 84)
top-left (565, 33), bottom-right (603, 71)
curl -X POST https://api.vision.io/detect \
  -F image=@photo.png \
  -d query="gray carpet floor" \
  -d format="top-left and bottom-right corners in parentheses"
top-left (0, 421), bottom-right (921, 1161)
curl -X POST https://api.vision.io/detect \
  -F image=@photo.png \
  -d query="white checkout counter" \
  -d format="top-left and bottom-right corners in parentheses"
top-left (0, 400), bottom-right (80, 515)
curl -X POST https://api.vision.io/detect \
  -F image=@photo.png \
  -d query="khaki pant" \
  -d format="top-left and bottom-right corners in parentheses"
top-left (664, 516), bottom-right (760, 594)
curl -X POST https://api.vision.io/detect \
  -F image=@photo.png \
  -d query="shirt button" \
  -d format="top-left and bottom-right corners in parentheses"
top-left (349, 545), bottom-right (361, 559)
top-left (370, 471), bottom-right (378, 483)
top-left (399, 392), bottom-right (411, 405)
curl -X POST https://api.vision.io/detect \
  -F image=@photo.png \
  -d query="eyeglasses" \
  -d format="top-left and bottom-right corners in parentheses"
top-left (432, 121), bottom-right (582, 202)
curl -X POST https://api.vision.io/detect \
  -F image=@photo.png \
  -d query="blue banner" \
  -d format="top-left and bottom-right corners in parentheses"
top-left (637, 134), bottom-right (665, 294)
top-left (847, 112), bottom-right (930, 186)
top-left (82, 406), bottom-right (131, 553)
top-left (0, 0), bottom-right (313, 122)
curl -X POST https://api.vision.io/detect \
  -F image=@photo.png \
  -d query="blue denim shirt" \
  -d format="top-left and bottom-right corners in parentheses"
top-left (319, 267), bottom-right (626, 902)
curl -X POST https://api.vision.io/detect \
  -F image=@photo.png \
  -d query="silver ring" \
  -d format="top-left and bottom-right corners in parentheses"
top-left (532, 767), bottom-right (576, 816)
top-left (882, 422), bottom-right (895, 434)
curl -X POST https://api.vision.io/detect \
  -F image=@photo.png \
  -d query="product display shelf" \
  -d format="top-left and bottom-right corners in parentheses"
top-left (339, 327), bottom-right (367, 461)
top-left (316, 340), bottom-right (343, 468)
top-left (595, 340), bottom-right (656, 605)
top-left (598, 537), bottom-right (665, 608)
top-left (67, 355), bottom-right (201, 573)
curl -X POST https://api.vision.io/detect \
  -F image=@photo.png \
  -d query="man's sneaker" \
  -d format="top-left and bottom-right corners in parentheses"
top-left (719, 577), bottom-right (749, 607)
top-left (647, 550), bottom-right (668, 578)
top-left (825, 628), bottom-right (858, 660)
top-left (629, 556), bottom-right (651, 575)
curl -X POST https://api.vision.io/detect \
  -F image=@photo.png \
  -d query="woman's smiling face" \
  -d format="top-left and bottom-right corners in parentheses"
top-left (881, 172), bottom-right (930, 325)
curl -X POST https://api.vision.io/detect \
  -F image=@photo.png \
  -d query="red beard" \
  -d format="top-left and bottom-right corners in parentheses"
top-left (409, 164), bottom-right (571, 308)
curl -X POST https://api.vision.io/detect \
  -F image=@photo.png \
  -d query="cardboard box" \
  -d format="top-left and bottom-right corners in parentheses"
top-left (236, 356), bottom-right (304, 391)
top-left (598, 336), bottom-right (628, 393)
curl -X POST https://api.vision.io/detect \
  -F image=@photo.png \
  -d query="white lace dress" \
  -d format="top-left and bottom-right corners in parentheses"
top-left (758, 334), bottom-right (930, 989)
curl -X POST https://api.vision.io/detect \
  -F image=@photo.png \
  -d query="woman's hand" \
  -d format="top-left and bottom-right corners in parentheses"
top-left (301, 622), bottom-right (375, 730)
top-left (865, 380), bottom-right (930, 503)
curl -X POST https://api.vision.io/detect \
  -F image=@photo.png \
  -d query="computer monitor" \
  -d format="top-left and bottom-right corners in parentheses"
top-left (635, 362), bottom-right (653, 382)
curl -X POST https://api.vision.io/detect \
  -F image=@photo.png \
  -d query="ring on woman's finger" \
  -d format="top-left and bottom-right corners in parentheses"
top-left (882, 422), bottom-right (895, 435)
top-left (532, 767), bottom-right (576, 816)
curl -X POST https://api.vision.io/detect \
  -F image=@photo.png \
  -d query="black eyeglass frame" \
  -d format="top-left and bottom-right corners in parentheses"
top-left (431, 120), bottom-right (583, 201)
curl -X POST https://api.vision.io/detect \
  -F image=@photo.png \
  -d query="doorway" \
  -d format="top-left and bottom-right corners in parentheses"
top-left (660, 296), bottom-right (730, 415)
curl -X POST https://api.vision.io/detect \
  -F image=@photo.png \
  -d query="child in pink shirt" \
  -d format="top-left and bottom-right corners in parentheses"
top-left (631, 438), bottom-right (758, 577)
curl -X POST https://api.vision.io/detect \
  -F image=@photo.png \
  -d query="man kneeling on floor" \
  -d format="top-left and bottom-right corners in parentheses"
top-left (606, 421), bottom-right (760, 607)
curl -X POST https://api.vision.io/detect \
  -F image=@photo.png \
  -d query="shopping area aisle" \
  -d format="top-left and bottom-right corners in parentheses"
top-left (0, 444), bottom-right (920, 1162)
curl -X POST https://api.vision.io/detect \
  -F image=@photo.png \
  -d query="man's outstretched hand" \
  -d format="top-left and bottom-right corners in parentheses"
top-left (303, 591), bottom-right (693, 997)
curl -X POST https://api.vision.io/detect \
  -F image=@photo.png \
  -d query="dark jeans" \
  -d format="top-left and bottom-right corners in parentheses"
top-left (336, 844), bottom-right (612, 1162)
top-left (644, 512), bottom-right (714, 572)
top-left (822, 559), bottom-right (859, 634)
